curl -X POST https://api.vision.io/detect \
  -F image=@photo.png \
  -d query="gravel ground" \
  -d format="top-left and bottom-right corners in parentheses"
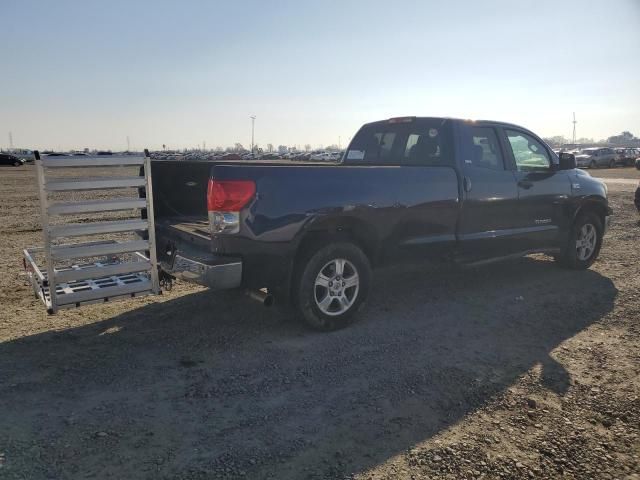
top-left (0, 165), bottom-right (638, 480)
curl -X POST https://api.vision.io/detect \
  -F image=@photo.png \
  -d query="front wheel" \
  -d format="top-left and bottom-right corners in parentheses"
top-left (555, 212), bottom-right (603, 269)
top-left (294, 242), bottom-right (371, 331)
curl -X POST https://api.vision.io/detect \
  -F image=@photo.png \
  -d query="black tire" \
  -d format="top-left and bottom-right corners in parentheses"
top-left (555, 212), bottom-right (603, 269)
top-left (294, 242), bottom-right (371, 331)
top-left (608, 159), bottom-right (615, 168)
top-left (589, 160), bottom-right (597, 169)
top-left (13, 161), bottom-right (21, 167)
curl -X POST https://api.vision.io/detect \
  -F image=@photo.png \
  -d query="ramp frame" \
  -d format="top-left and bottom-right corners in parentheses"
top-left (23, 151), bottom-right (160, 314)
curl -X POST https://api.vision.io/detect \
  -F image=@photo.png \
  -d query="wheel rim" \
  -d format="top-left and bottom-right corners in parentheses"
top-left (576, 223), bottom-right (597, 261)
top-left (314, 258), bottom-right (359, 316)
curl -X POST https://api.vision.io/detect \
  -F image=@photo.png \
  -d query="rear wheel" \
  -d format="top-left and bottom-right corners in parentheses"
top-left (294, 242), bottom-right (371, 331)
top-left (555, 212), bottom-right (603, 269)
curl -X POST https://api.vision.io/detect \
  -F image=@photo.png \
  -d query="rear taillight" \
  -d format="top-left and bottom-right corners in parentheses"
top-left (207, 179), bottom-right (256, 211)
top-left (207, 179), bottom-right (255, 234)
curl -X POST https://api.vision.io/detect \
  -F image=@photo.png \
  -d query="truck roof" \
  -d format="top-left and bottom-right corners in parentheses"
top-left (362, 116), bottom-right (530, 131)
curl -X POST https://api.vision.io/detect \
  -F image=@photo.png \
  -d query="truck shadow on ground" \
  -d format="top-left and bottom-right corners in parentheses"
top-left (0, 257), bottom-right (617, 479)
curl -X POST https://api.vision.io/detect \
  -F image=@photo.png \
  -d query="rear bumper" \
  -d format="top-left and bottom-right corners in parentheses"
top-left (154, 218), bottom-right (242, 290)
top-left (162, 254), bottom-right (242, 290)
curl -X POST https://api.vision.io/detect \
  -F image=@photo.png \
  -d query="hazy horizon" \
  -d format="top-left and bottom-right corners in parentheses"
top-left (2, 0), bottom-right (639, 151)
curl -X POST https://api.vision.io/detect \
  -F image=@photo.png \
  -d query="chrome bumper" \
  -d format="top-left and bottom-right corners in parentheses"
top-left (165, 254), bottom-right (242, 290)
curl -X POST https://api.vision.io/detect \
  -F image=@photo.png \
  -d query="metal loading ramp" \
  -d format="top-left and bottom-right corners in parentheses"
top-left (23, 151), bottom-right (160, 314)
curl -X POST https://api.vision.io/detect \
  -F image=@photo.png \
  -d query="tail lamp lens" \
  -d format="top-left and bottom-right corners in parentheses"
top-left (207, 179), bottom-right (256, 212)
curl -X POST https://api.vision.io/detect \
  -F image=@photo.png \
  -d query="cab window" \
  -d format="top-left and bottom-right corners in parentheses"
top-left (469, 127), bottom-right (504, 170)
top-left (505, 130), bottom-right (551, 171)
top-left (345, 120), bottom-right (453, 166)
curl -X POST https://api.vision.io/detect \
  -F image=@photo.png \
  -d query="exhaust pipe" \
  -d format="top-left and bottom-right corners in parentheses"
top-left (246, 289), bottom-right (274, 307)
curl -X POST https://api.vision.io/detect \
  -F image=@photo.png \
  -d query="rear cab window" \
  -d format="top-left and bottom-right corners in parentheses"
top-left (467, 126), bottom-right (505, 170)
top-left (344, 118), bottom-right (454, 166)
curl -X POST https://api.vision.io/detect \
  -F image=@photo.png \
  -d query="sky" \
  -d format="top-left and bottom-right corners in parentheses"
top-left (1, 0), bottom-right (639, 151)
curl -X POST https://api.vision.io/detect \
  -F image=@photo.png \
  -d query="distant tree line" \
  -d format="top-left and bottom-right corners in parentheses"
top-left (543, 131), bottom-right (640, 147)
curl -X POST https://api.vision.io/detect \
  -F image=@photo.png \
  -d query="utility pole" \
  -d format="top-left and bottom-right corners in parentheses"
top-left (250, 115), bottom-right (256, 153)
top-left (126, 135), bottom-right (130, 152)
top-left (572, 112), bottom-right (577, 145)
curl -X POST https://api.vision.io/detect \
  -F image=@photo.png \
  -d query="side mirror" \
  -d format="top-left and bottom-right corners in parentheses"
top-left (559, 152), bottom-right (576, 170)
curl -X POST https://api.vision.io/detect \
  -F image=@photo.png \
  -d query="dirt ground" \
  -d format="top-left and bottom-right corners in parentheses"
top-left (0, 165), bottom-right (638, 480)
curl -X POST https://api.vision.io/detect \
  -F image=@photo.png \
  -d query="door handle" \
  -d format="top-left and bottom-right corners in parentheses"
top-left (463, 176), bottom-right (472, 192)
top-left (518, 180), bottom-right (533, 189)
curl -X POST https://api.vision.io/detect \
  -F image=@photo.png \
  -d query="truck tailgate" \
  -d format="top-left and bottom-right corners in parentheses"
top-left (150, 160), bottom-right (211, 219)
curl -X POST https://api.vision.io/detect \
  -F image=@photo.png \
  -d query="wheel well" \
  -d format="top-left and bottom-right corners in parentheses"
top-left (293, 218), bottom-right (378, 271)
top-left (576, 200), bottom-right (607, 227)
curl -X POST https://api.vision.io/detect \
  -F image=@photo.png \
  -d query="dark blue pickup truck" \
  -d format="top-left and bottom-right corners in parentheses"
top-left (150, 117), bottom-right (612, 330)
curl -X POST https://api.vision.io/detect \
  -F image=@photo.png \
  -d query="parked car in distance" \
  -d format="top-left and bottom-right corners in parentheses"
top-left (310, 151), bottom-right (342, 162)
top-left (9, 149), bottom-right (36, 163)
top-left (575, 147), bottom-right (618, 169)
top-left (259, 153), bottom-right (282, 160)
top-left (615, 148), bottom-right (639, 166)
top-left (150, 116), bottom-right (611, 331)
top-left (0, 153), bottom-right (26, 166)
top-left (221, 153), bottom-right (242, 160)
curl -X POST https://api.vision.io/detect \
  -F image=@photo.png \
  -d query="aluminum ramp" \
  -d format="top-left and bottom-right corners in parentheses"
top-left (23, 151), bottom-right (160, 313)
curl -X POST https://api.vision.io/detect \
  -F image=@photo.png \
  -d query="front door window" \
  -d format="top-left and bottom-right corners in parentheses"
top-left (505, 130), bottom-right (551, 172)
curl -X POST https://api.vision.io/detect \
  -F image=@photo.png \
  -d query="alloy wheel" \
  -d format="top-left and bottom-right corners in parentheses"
top-left (314, 258), bottom-right (359, 316)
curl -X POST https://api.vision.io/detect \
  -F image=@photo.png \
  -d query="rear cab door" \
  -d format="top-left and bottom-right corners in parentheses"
top-left (499, 126), bottom-right (572, 250)
top-left (344, 118), bottom-right (459, 262)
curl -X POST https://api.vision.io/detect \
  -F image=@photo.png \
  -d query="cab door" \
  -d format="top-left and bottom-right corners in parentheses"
top-left (456, 123), bottom-right (521, 259)
top-left (500, 128), bottom-right (572, 251)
